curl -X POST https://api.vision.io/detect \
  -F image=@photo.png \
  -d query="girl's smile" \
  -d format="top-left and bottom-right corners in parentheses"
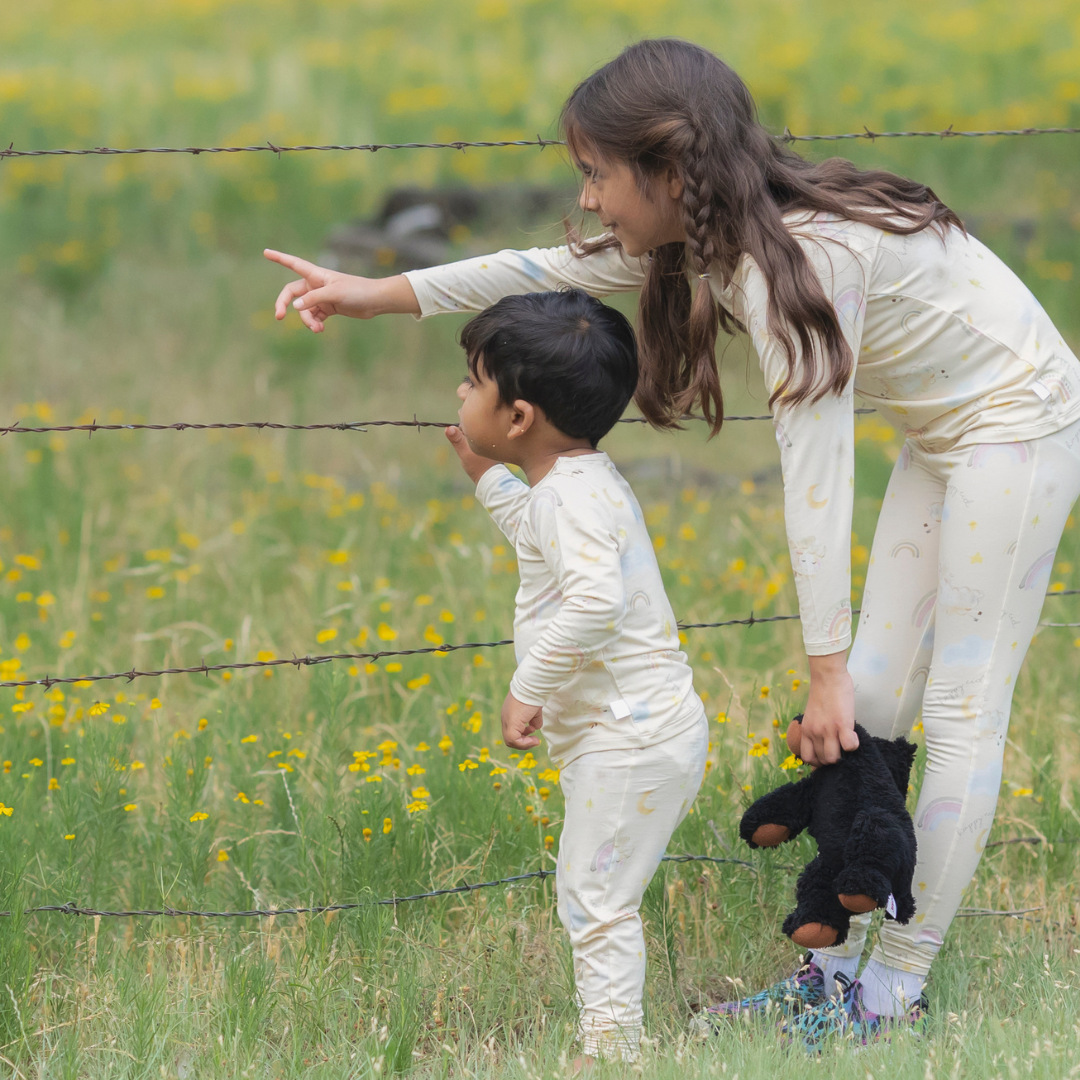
top-left (573, 151), bottom-right (685, 258)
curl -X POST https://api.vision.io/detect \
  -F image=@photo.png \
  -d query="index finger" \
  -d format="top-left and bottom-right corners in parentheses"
top-left (263, 248), bottom-right (321, 277)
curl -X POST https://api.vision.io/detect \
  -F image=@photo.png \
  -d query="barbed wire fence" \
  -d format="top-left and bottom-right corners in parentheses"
top-left (1, 126), bottom-right (1079, 161)
top-left (1, 121), bottom-right (1079, 940)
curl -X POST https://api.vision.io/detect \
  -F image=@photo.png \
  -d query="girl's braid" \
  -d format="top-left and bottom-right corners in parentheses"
top-left (678, 127), bottom-right (717, 275)
top-left (674, 121), bottom-right (723, 425)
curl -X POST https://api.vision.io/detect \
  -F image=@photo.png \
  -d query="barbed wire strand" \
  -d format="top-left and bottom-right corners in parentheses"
top-left (1, 127), bottom-right (1079, 161)
top-left (0, 855), bottom-right (754, 919)
top-left (4, 847), bottom-right (1068, 920)
top-left (0, 851), bottom-right (1062, 920)
top-left (0, 409), bottom-right (877, 437)
top-left (4, 593), bottom-right (1078, 690)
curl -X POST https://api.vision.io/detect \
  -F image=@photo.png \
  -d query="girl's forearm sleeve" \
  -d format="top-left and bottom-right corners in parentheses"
top-left (403, 243), bottom-right (647, 318)
top-left (509, 482), bottom-right (625, 706)
top-left (744, 234), bottom-right (869, 655)
top-left (475, 465), bottom-right (532, 546)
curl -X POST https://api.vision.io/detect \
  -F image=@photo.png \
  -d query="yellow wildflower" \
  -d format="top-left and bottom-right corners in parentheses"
top-left (217, 849), bottom-right (229, 862)
top-left (189, 811), bottom-right (209, 822)
top-left (382, 817), bottom-right (392, 834)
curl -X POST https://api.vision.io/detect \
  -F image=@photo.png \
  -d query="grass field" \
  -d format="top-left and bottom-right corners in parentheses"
top-left (2, 2), bottom-right (1080, 1077)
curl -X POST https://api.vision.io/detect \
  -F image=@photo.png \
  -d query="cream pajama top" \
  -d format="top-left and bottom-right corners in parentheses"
top-left (406, 214), bottom-right (1080, 656)
top-left (476, 454), bottom-right (704, 768)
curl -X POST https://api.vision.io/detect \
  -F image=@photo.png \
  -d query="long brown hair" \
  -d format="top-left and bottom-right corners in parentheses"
top-left (560, 39), bottom-right (964, 433)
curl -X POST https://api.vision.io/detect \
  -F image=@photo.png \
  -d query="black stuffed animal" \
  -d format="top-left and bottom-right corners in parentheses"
top-left (740, 717), bottom-right (918, 949)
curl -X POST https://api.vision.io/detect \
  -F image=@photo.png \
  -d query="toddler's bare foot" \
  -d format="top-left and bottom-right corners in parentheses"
top-left (570, 1054), bottom-right (596, 1074)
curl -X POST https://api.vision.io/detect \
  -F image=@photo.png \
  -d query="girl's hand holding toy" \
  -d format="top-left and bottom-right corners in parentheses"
top-left (792, 653), bottom-right (859, 766)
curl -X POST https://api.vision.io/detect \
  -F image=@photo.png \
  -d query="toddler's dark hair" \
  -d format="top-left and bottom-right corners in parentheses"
top-left (459, 289), bottom-right (638, 447)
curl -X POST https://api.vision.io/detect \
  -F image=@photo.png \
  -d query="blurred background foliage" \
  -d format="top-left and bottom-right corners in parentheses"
top-left (1, 0), bottom-right (1078, 318)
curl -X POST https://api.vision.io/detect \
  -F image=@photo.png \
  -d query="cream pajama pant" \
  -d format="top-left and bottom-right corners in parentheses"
top-left (556, 717), bottom-right (708, 1059)
top-left (819, 415), bottom-right (1080, 978)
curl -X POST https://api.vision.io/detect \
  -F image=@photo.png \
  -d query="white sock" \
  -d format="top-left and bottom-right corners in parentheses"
top-left (809, 951), bottom-right (860, 999)
top-left (858, 957), bottom-right (925, 1016)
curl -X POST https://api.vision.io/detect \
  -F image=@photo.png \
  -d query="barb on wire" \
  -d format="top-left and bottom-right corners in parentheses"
top-left (0, 128), bottom-right (1077, 161)
top-left (0, 854), bottom-right (756, 919)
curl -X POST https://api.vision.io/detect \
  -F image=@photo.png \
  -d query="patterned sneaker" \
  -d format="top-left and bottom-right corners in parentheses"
top-left (783, 973), bottom-right (929, 1052)
top-left (702, 953), bottom-right (827, 1024)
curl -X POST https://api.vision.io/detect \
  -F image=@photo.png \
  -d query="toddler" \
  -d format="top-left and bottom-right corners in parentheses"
top-left (444, 288), bottom-right (708, 1062)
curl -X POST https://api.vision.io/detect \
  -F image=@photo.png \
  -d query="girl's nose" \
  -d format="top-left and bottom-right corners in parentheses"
top-left (579, 184), bottom-right (598, 213)
top-left (456, 381), bottom-right (468, 402)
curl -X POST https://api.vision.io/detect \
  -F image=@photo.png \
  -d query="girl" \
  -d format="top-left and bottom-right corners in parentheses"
top-left (265, 38), bottom-right (1080, 1046)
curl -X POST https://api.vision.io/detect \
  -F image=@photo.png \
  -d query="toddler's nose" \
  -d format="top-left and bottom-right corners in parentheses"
top-left (456, 381), bottom-right (468, 402)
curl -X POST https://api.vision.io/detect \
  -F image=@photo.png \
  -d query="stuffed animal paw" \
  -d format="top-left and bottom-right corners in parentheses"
top-left (739, 717), bottom-right (918, 948)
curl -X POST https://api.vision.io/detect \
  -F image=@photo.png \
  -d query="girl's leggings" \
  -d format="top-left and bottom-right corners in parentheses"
top-left (818, 415), bottom-right (1080, 978)
top-left (556, 717), bottom-right (708, 1060)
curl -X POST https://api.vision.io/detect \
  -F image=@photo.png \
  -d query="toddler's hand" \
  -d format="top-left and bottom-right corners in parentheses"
top-left (263, 249), bottom-right (419, 332)
top-left (501, 691), bottom-right (543, 750)
top-left (446, 426), bottom-right (498, 484)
